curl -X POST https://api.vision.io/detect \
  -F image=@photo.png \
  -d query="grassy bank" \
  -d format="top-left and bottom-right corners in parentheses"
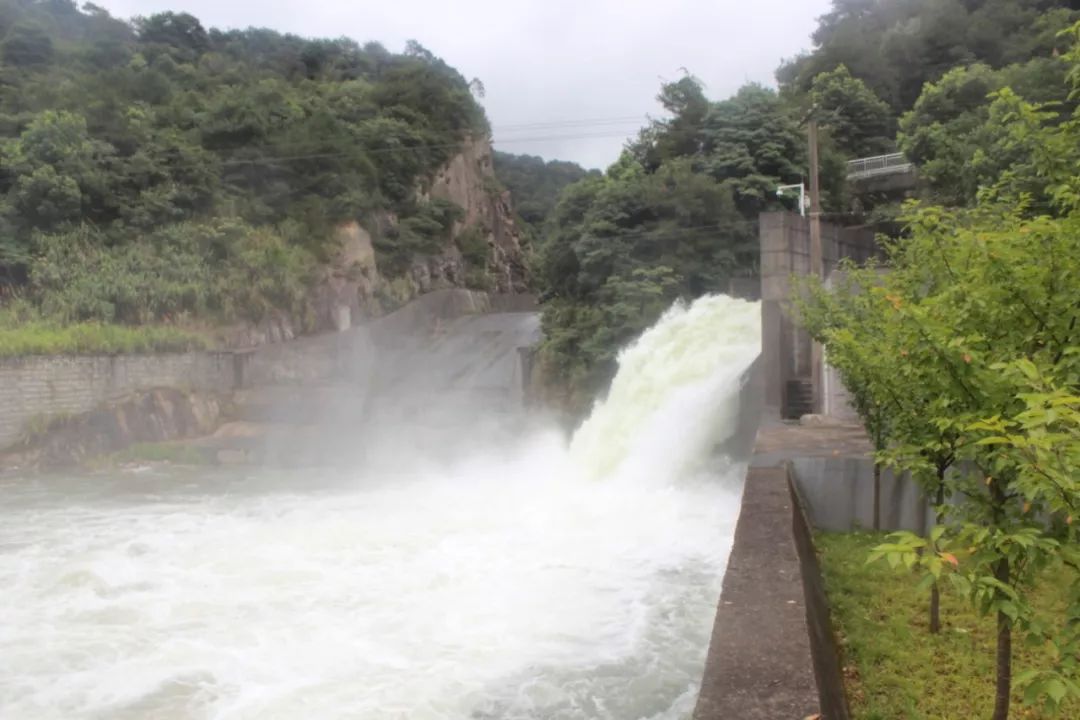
top-left (817, 531), bottom-right (1075, 720)
top-left (0, 321), bottom-right (213, 358)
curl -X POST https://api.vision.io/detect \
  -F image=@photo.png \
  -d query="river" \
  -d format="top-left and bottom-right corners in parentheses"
top-left (0, 294), bottom-right (760, 720)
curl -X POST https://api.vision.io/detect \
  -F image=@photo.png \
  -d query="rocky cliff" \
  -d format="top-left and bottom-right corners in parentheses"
top-left (309, 137), bottom-right (530, 336)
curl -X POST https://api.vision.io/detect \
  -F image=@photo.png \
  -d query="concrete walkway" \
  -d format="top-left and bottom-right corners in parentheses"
top-left (752, 421), bottom-right (871, 466)
top-left (693, 465), bottom-right (818, 719)
top-left (694, 420), bottom-right (871, 719)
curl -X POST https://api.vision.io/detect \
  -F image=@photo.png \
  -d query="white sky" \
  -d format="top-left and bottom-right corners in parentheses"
top-left (97, 0), bottom-right (833, 170)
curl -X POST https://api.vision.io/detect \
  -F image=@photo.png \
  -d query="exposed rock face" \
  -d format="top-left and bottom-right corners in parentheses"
top-left (315, 221), bottom-right (381, 331)
top-left (427, 137), bottom-right (530, 295)
top-left (224, 137), bottom-right (530, 347)
top-left (219, 314), bottom-right (298, 349)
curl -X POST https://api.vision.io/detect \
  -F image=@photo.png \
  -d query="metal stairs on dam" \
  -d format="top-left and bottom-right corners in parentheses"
top-left (784, 378), bottom-right (815, 421)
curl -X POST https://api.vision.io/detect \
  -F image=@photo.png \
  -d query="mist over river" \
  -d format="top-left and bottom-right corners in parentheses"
top-left (0, 295), bottom-right (760, 720)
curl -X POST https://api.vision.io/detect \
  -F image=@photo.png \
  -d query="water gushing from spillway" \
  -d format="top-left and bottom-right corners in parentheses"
top-left (0, 294), bottom-right (761, 720)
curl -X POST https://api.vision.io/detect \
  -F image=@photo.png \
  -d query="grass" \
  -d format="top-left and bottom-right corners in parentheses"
top-left (0, 320), bottom-right (212, 357)
top-left (817, 531), bottom-right (1076, 720)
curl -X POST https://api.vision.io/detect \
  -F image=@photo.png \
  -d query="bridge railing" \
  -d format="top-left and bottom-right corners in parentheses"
top-left (847, 153), bottom-right (914, 180)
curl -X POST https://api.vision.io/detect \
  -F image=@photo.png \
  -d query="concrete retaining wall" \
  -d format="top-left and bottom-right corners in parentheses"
top-left (699, 420), bottom-right (936, 717)
top-left (240, 331), bottom-right (352, 387)
top-left (789, 466), bottom-right (852, 720)
top-left (790, 456), bottom-right (934, 533)
top-left (717, 357), bottom-right (764, 461)
top-left (0, 289), bottom-right (519, 452)
top-left (694, 465), bottom-right (819, 719)
top-left (0, 353), bottom-right (236, 450)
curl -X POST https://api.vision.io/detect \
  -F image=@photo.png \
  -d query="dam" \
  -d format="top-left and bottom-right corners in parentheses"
top-left (0, 294), bottom-right (762, 719)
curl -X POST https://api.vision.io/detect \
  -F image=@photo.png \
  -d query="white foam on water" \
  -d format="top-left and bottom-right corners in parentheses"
top-left (0, 294), bottom-right (760, 720)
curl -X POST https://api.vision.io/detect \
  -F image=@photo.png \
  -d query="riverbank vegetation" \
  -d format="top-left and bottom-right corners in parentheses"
top-left (0, 307), bottom-right (210, 356)
top-left (796, 20), bottom-right (1080, 718)
top-left (818, 531), bottom-right (1077, 720)
top-left (0, 0), bottom-right (490, 343)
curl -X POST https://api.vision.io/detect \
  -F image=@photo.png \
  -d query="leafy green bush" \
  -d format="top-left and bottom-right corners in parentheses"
top-left (373, 199), bottom-right (463, 277)
top-left (455, 225), bottom-right (489, 268)
top-left (0, 3), bottom-right (489, 302)
top-left (28, 219), bottom-right (315, 327)
top-left (0, 320), bottom-right (211, 357)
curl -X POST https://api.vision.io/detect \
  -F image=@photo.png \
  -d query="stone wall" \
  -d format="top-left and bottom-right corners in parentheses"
top-left (7, 388), bottom-right (224, 468)
top-left (0, 289), bottom-right (532, 453)
top-left (0, 353), bottom-right (236, 450)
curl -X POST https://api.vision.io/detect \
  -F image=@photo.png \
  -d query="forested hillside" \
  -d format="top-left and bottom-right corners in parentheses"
top-left (492, 152), bottom-right (598, 229)
top-left (782, 0), bottom-right (1080, 207)
top-left (778, 0), bottom-right (1080, 113)
top-left (0, 0), bottom-right (517, 346)
top-left (533, 0), bottom-right (1080, 411)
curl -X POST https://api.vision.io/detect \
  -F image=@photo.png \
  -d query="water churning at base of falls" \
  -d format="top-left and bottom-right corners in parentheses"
top-left (0, 295), bottom-right (761, 720)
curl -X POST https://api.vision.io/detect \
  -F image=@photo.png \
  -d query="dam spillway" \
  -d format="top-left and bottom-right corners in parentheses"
top-left (0, 294), bottom-right (761, 720)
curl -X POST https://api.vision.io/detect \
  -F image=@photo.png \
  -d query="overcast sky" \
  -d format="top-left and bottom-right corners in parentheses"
top-left (97, 0), bottom-right (833, 170)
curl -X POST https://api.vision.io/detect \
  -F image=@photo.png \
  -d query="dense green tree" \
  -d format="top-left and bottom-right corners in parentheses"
top-left (780, 0), bottom-right (1080, 113)
top-left (699, 84), bottom-right (806, 215)
top-left (0, 0), bottom-right (492, 322)
top-left (134, 12), bottom-right (209, 60)
top-left (1, 110), bottom-right (114, 230)
top-left (539, 80), bottom-right (805, 410)
top-left (799, 37), bottom-right (1080, 717)
top-left (1, 22), bottom-right (52, 66)
top-left (899, 57), bottom-right (1070, 206)
top-left (633, 74), bottom-right (710, 171)
top-left (810, 64), bottom-right (894, 157)
top-left (492, 152), bottom-right (597, 228)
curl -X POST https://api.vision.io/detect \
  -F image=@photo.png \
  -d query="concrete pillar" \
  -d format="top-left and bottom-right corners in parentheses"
top-left (758, 212), bottom-right (878, 420)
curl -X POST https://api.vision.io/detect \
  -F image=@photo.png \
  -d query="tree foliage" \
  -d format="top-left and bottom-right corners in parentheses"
top-left (798, 34), bottom-right (1080, 716)
top-left (899, 58), bottom-right (1071, 206)
top-left (0, 0), bottom-right (490, 324)
top-left (810, 64), bottom-right (895, 157)
top-left (779, 0), bottom-right (1080, 114)
top-left (492, 152), bottom-right (598, 229)
top-left (537, 79), bottom-right (808, 411)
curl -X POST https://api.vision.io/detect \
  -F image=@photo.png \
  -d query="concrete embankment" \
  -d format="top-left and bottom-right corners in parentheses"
top-left (1, 289), bottom-right (539, 469)
top-left (695, 420), bottom-right (879, 720)
top-left (694, 463), bottom-right (819, 719)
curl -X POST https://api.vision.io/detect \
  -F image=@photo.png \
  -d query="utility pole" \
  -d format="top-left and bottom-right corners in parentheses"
top-left (807, 112), bottom-right (824, 416)
top-left (808, 116), bottom-right (823, 278)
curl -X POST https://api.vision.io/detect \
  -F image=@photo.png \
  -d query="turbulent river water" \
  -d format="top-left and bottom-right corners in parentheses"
top-left (0, 295), bottom-right (761, 720)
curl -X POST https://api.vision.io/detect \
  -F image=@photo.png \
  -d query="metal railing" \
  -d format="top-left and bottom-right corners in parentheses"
top-left (847, 153), bottom-right (914, 180)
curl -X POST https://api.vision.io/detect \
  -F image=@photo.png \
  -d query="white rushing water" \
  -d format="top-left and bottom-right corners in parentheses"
top-left (0, 294), bottom-right (760, 720)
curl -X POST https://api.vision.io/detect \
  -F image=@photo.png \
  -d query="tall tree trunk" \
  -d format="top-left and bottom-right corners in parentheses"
top-left (873, 461), bottom-right (881, 531)
top-left (930, 582), bottom-right (941, 634)
top-left (929, 476), bottom-right (946, 634)
top-left (990, 472), bottom-right (1012, 720)
top-left (992, 558), bottom-right (1012, 720)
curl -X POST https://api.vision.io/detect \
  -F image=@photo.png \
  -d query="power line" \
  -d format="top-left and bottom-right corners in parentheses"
top-left (494, 117), bottom-right (648, 132)
top-left (216, 130), bottom-right (641, 167)
top-left (560, 221), bottom-right (760, 245)
top-left (139, 114), bottom-right (654, 160)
